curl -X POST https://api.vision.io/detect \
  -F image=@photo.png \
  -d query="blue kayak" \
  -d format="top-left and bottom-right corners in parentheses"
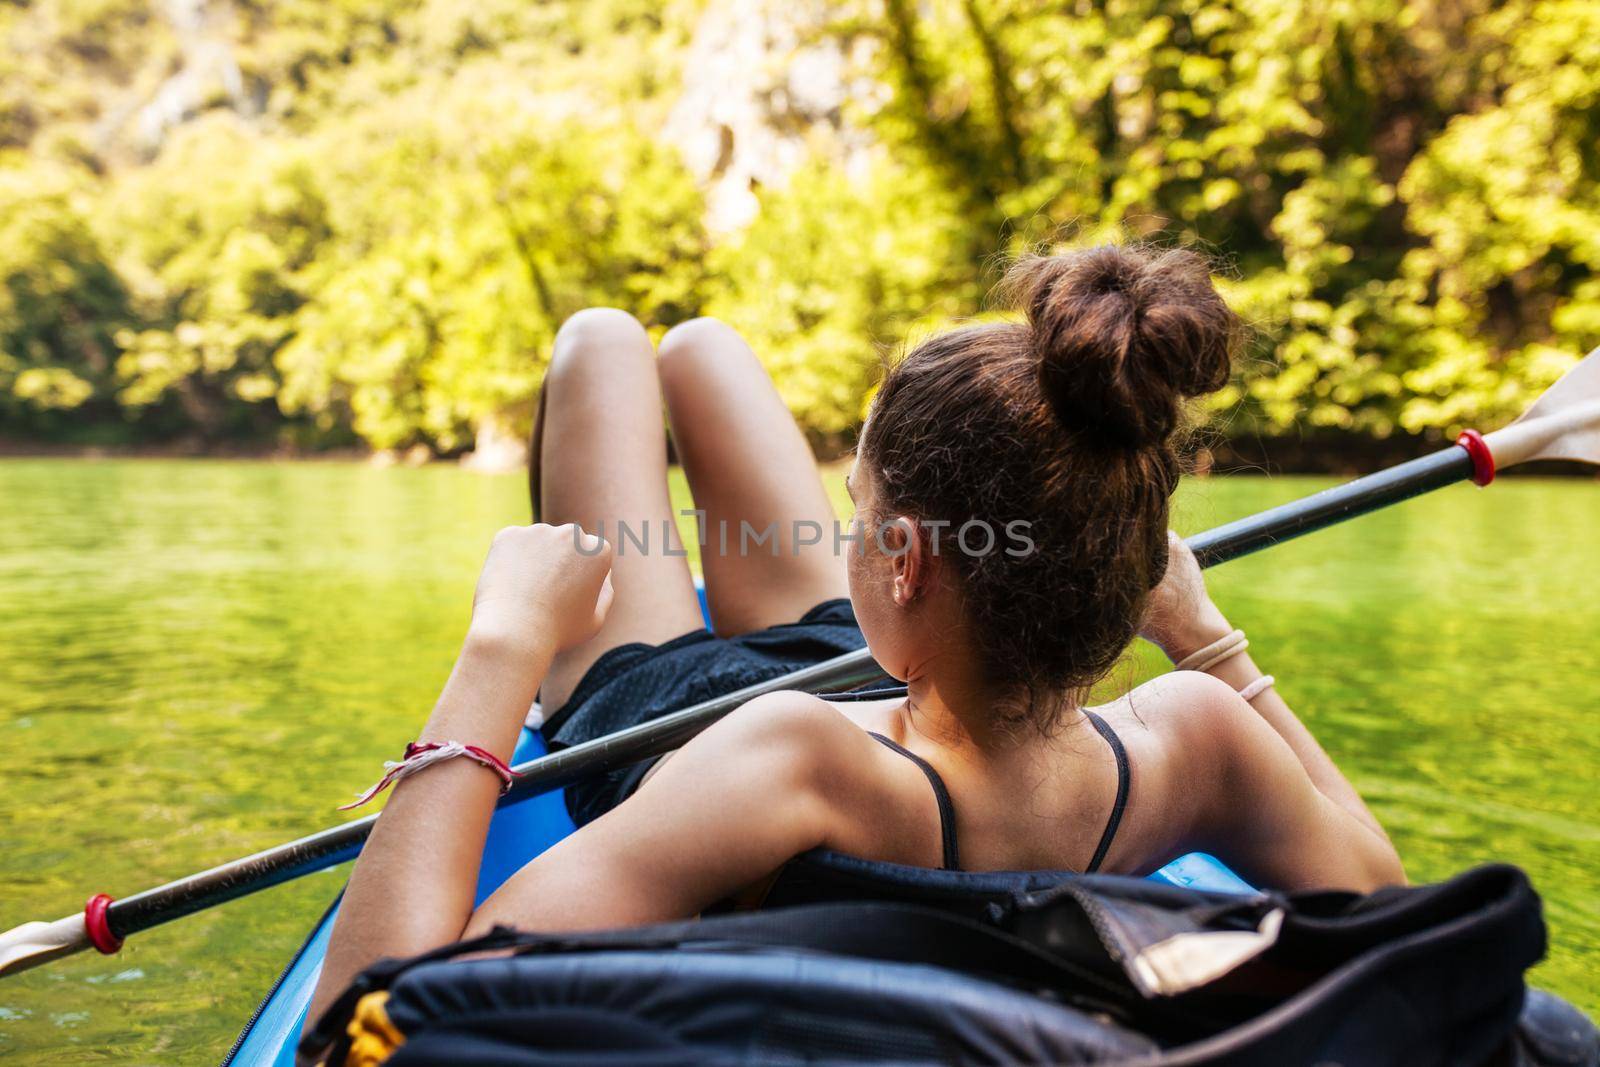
top-left (222, 722), bottom-right (1251, 1066)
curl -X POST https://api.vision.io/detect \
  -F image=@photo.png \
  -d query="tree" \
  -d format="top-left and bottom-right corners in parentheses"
top-left (0, 157), bottom-right (133, 438)
top-left (100, 116), bottom-right (330, 440)
top-left (277, 80), bottom-right (710, 452)
top-left (3, 0), bottom-right (1597, 452)
top-left (707, 158), bottom-right (967, 441)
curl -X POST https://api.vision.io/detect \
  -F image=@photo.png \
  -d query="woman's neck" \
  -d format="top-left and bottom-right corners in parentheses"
top-left (901, 661), bottom-right (1064, 755)
top-left (891, 588), bottom-right (1077, 755)
top-left (902, 673), bottom-right (987, 750)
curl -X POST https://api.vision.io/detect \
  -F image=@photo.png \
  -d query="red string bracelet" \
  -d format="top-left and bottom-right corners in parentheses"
top-left (339, 741), bottom-right (518, 810)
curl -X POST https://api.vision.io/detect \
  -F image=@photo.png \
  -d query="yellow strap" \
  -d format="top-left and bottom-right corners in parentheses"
top-left (343, 990), bottom-right (406, 1067)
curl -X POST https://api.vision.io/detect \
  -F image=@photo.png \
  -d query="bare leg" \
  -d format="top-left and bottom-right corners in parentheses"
top-left (658, 318), bottom-right (847, 636)
top-left (528, 384), bottom-right (547, 521)
top-left (533, 308), bottom-right (703, 711)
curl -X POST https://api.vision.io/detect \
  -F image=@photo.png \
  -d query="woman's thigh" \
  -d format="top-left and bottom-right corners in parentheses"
top-left (658, 317), bottom-right (848, 636)
top-left (534, 308), bottom-right (703, 711)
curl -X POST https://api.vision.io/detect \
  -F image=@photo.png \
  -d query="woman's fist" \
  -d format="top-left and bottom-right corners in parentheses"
top-left (469, 523), bottom-right (614, 657)
top-left (1140, 531), bottom-right (1232, 663)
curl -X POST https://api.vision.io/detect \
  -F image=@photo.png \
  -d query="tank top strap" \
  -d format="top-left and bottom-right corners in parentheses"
top-left (1081, 710), bottom-right (1130, 874)
top-left (866, 732), bottom-right (960, 871)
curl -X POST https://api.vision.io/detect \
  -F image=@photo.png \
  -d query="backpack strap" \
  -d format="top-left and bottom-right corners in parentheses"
top-left (626, 902), bottom-right (1125, 1000)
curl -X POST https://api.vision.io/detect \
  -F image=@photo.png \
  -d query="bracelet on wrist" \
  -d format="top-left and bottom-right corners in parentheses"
top-left (1174, 628), bottom-right (1248, 673)
top-left (1168, 627), bottom-right (1277, 703)
top-left (339, 740), bottom-right (518, 811)
top-left (1237, 674), bottom-right (1276, 702)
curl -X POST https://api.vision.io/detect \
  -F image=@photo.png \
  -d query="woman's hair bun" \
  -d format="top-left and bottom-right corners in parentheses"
top-left (1001, 244), bottom-right (1238, 449)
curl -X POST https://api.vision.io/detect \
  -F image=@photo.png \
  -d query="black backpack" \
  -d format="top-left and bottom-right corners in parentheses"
top-left (304, 858), bottom-right (1597, 1066)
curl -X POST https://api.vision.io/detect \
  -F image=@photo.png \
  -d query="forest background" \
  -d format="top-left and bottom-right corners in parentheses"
top-left (3, 0), bottom-right (1597, 469)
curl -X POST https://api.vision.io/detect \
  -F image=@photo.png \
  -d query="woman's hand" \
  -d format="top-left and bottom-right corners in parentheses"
top-left (1140, 531), bottom-right (1232, 663)
top-left (469, 523), bottom-right (615, 657)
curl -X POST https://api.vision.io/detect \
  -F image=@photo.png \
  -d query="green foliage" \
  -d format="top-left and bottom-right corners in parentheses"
top-left (0, 156), bottom-right (132, 432)
top-left (1390, 0), bottom-right (1600, 431)
top-left (102, 118), bottom-right (327, 436)
top-left (0, 0), bottom-right (709, 450)
top-left (836, 0), bottom-right (1599, 441)
top-left (279, 86), bottom-right (709, 450)
top-left (706, 160), bottom-right (967, 438)
top-left (1, 0), bottom-right (1596, 452)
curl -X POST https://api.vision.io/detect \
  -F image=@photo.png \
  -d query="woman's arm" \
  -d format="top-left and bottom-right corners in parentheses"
top-left (1142, 534), bottom-right (1403, 888)
top-left (1169, 672), bottom-right (1405, 891)
top-left (463, 693), bottom-right (864, 936)
top-left (1187, 643), bottom-right (1388, 839)
top-left (308, 523), bottom-right (615, 1024)
top-left (312, 688), bottom-right (858, 1020)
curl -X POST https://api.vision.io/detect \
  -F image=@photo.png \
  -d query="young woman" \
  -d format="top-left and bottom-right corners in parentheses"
top-left (308, 245), bottom-right (1404, 1024)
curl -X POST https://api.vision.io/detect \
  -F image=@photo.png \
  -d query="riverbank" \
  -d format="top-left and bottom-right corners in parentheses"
top-left (6, 431), bottom-right (1599, 477)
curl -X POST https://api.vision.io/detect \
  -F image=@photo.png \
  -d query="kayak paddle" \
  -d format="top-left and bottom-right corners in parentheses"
top-left (2, 345), bottom-right (1595, 979)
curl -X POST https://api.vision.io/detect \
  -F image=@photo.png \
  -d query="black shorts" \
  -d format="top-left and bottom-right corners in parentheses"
top-left (546, 598), bottom-right (872, 827)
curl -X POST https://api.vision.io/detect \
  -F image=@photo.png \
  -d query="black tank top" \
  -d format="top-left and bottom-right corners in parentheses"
top-left (861, 709), bottom-right (1130, 874)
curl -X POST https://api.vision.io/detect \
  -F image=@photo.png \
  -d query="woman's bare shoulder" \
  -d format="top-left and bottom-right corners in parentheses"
top-left (1100, 670), bottom-right (1240, 741)
top-left (719, 688), bottom-right (872, 736)
top-left (1111, 670), bottom-right (1265, 796)
top-left (673, 689), bottom-right (919, 856)
top-left (687, 689), bottom-right (884, 780)
top-left (1089, 671), bottom-right (1249, 867)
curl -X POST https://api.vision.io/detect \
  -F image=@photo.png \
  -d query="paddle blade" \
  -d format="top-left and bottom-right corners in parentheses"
top-left (0, 914), bottom-right (90, 977)
top-left (1487, 346), bottom-right (1600, 468)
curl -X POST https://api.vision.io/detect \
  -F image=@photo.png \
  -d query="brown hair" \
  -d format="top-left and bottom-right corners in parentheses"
top-left (860, 244), bottom-right (1239, 728)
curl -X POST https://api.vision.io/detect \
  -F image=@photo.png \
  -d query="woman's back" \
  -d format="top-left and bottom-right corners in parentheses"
top-left (724, 672), bottom-right (1225, 883)
top-left (789, 690), bottom-right (1137, 877)
top-left (621, 648), bottom-right (1396, 906)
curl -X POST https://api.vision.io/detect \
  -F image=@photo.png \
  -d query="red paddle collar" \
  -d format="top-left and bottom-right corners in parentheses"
top-left (84, 893), bottom-right (123, 955)
top-left (1456, 429), bottom-right (1496, 486)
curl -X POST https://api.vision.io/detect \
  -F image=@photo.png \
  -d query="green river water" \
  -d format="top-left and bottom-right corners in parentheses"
top-left (0, 458), bottom-right (1595, 1063)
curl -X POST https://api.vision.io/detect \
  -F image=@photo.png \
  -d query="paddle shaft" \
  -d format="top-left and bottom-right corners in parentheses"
top-left (96, 437), bottom-right (1487, 943)
top-left (1188, 443), bottom-right (1475, 566)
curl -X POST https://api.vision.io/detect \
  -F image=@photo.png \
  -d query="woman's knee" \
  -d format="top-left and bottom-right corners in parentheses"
top-left (658, 317), bottom-right (756, 394)
top-left (546, 307), bottom-right (653, 390)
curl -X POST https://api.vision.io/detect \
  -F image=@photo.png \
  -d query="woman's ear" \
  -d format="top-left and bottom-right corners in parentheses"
top-left (879, 517), bottom-right (927, 606)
